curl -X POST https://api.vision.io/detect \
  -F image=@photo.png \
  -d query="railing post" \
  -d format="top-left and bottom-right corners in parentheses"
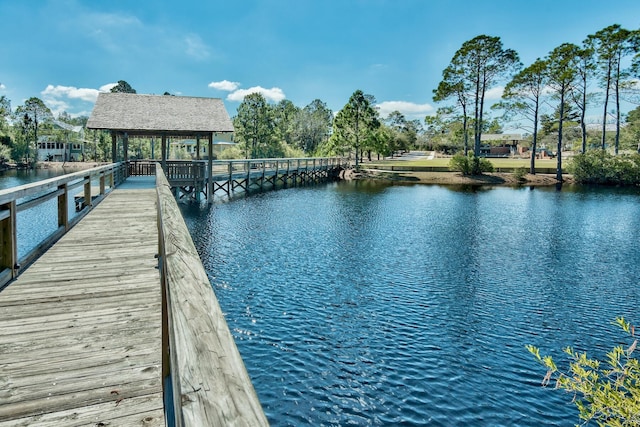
top-left (0, 201), bottom-right (18, 281)
top-left (58, 183), bottom-right (69, 231)
top-left (100, 172), bottom-right (106, 195)
top-left (83, 174), bottom-right (92, 209)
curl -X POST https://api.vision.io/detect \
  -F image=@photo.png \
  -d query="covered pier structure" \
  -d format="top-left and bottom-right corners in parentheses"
top-left (87, 93), bottom-right (346, 201)
top-left (87, 92), bottom-right (234, 201)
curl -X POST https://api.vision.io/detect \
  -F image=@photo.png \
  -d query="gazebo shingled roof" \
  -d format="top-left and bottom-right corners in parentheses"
top-left (86, 92), bottom-right (234, 136)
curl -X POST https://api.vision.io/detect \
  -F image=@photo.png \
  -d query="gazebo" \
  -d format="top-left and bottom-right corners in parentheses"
top-left (86, 92), bottom-right (234, 168)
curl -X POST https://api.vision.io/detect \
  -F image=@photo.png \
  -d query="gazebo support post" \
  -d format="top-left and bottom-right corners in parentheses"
top-left (123, 133), bottom-right (129, 176)
top-left (161, 134), bottom-right (167, 172)
top-left (111, 132), bottom-right (117, 163)
top-left (208, 132), bottom-right (213, 203)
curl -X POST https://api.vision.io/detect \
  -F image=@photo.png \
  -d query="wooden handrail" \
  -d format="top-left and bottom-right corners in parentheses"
top-left (0, 162), bottom-right (127, 289)
top-left (129, 157), bottom-right (346, 176)
top-left (156, 166), bottom-right (268, 427)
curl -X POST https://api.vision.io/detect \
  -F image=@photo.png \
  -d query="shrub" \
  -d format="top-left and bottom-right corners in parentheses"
top-left (478, 157), bottom-right (494, 173)
top-left (513, 166), bottom-right (528, 183)
top-left (218, 145), bottom-right (245, 160)
top-left (527, 318), bottom-right (640, 426)
top-left (449, 153), bottom-right (473, 175)
top-left (569, 151), bottom-right (640, 185)
top-left (449, 153), bottom-right (494, 175)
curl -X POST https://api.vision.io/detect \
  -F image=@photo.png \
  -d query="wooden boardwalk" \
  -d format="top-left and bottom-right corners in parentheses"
top-left (0, 178), bottom-right (164, 426)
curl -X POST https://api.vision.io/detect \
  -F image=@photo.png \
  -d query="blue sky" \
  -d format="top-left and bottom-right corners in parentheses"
top-left (1, 0), bottom-right (639, 122)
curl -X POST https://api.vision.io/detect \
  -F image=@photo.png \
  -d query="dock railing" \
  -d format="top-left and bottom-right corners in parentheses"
top-left (156, 166), bottom-right (268, 426)
top-left (0, 162), bottom-right (127, 289)
top-left (130, 157), bottom-right (346, 180)
top-left (214, 157), bottom-right (345, 176)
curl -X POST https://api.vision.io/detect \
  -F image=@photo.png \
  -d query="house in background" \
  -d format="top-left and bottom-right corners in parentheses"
top-left (37, 120), bottom-right (85, 161)
top-left (169, 134), bottom-right (236, 159)
top-left (479, 134), bottom-right (524, 157)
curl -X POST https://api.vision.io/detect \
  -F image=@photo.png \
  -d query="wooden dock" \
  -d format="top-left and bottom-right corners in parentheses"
top-left (129, 157), bottom-right (346, 201)
top-left (0, 165), bottom-right (269, 426)
top-left (0, 179), bottom-right (164, 426)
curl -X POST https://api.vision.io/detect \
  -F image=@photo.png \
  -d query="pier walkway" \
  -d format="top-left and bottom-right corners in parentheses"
top-left (0, 177), bottom-right (164, 426)
top-left (0, 164), bottom-right (269, 426)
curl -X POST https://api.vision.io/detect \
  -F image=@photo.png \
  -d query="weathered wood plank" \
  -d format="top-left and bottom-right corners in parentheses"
top-left (0, 394), bottom-right (164, 427)
top-left (0, 327), bottom-right (160, 358)
top-left (0, 184), bottom-right (164, 425)
top-left (0, 377), bottom-right (161, 421)
top-left (0, 303), bottom-right (159, 335)
top-left (157, 168), bottom-right (268, 426)
top-left (0, 292), bottom-right (158, 320)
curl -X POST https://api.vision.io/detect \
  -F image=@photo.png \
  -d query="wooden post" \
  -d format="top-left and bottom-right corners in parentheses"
top-left (196, 135), bottom-right (201, 161)
top-left (208, 133), bottom-right (213, 203)
top-left (161, 134), bottom-right (167, 172)
top-left (100, 172), bottom-right (106, 195)
top-left (58, 184), bottom-right (69, 231)
top-left (83, 175), bottom-right (92, 209)
top-left (0, 201), bottom-right (17, 280)
top-left (227, 161), bottom-right (232, 194)
top-left (123, 133), bottom-right (129, 164)
top-left (246, 160), bottom-right (250, 191)
top-left (111, 132), bottom-right (117, 162)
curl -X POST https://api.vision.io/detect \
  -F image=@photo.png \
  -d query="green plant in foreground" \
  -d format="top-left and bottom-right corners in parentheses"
top-left (527, 318), bottom-right (640, 426)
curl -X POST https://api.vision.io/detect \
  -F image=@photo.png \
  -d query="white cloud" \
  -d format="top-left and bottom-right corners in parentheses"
top-left (40, 83), bottom-right (115, 117)
top-left (376, 101), bottom-right (435, 119)
top-left (227, 86), bottom-right (286, 103)
top-left (184, 34), bottom-right (211, 60)
top-left (43, 98), bottom-right (71, 118)
top-left (99, 83), bottom-right (117, 92)
top-left (41, 83), bottom-right (115, 104)
top-left (92, 12), bottom-right (142, 28)
top-left (0, 83), bottom-right (6, 90)
top-left (208, 80), bottom-right (240, 91)
top-left (485, 86), bottom-right (504, 100)
top-left (42, 85), bottom-right (101, 103)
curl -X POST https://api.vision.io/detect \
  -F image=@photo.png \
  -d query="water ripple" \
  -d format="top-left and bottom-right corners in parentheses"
top-left (182, 183), bottom-right (640, 426)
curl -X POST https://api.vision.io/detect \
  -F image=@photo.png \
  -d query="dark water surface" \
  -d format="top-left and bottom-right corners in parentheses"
top-left (182, 182), bottom-right (640, 426)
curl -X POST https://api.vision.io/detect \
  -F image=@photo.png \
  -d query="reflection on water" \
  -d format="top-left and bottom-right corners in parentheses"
top-left (183, 181), bottom-right (640, 426)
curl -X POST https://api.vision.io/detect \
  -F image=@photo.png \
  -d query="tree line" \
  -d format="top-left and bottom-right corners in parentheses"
top-left (1, 25), bottom-right (639, 179)
top-left (230, 91), bottom-right (422, 166)
top-left (432, 24), bottom-right (640, 180)
top-left (0, 80), bottom-right (136, 165)
top-left (225, 23), bottom-right (640, 182)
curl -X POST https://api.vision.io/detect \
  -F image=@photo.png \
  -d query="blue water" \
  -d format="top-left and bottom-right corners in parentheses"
top-left (0, 168), bottom-right (77, 259)
top-left (184, 182), bottom-right (640, 426)
top-left (0, 168), bottom-right (65, 190)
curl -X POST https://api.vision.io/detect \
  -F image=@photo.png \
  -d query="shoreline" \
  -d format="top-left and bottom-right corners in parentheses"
top-left (36, 161), bottom-right (107, 171)
top-left (349, 168), bottom-right (572, 187)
